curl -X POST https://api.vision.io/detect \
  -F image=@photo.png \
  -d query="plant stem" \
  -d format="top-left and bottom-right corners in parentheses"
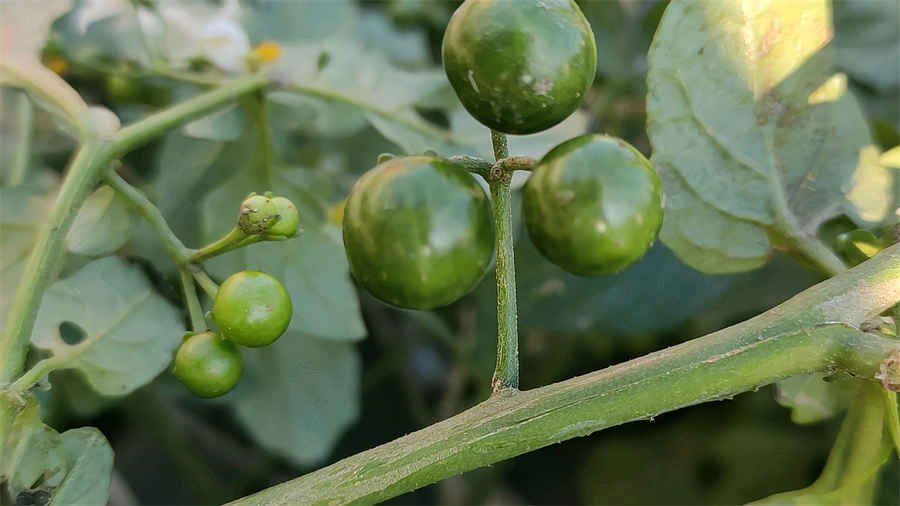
top-left (227, 314), bottom-right (900, 505)
top-left (0, 141), bottom-right (101, 384)
top-left (105, 169), bottom-right (194, 264)
top-left (8, 92), bottom-right (33, 186)
top-left (488, 130), bottom-right (518, 393)
top-left (179, 268), bottom-right (206, 332)
top-left (0, 74), bottom-right (268, 387)
top-left (191, 269), bottom-right (219, 300)
top-left (188, 227), bottom-right (251, 263)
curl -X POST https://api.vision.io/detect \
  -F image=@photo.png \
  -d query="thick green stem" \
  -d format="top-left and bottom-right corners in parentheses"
top-left (488, 131), bottom-right (518, 393)
top-left (0, 141), bottom-right (102, 384)
top-left (179, 268), bottom-right (206, 332)
top-left (0, 74), bottom-right (268, 387)
top-left (8, 92), bottom-right (33, 187)
top-left (105, 169), bottom-right (194, 264)
top-left (223, 244), bottom-right (900, 505)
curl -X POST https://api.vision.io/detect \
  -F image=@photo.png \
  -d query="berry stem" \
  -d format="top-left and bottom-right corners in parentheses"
top-left (489, 130), bottom-right (519, 394)
top-left (191, 268), bottom-right (220, 300)
top-left (188, 227), bottom-right (254, 263)
top-left (105, 168), bottom-right (194, 264)
top-left (179, 268), bottom-right (207, 332)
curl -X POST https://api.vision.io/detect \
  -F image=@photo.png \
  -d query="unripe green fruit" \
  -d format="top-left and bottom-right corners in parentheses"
top-left (343, 156), bottom-right (495, 309)
top-left (173, 331), bottom-right (242, 398)
top-left (523, 134), bottom-right (663, 275)
top-left (212, 270), bottom-right (292, 347)
top-left (442, 0), bottom-right (597, 135)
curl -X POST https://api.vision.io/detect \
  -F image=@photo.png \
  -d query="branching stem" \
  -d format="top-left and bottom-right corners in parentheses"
top-left (105, 169), bottom-right (194, 264)
top-left (488, 131), bottom-right (518, 393)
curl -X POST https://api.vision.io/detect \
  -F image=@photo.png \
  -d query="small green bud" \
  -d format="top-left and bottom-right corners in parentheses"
top-left (237, 192), bottom-right (300, 238)
top-left (267, 196), bottom-right (300, 238)
top-left (238, 192), bottom-right (279, 235)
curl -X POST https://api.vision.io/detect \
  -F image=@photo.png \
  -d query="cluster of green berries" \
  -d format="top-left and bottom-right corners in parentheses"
top-left (174, 194), bottom-right (297, 398)
top-left (342, 0), bottom-right (663, 310)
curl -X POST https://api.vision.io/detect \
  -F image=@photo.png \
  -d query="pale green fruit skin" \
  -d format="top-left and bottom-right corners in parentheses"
top-left (212, 271), bottom-right (292, 347)
top-left (173, 331), bottom-right (243, 398)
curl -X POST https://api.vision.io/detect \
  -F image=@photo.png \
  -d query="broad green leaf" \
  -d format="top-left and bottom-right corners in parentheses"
top-left (242, 0), bottom-right (356, 44)
top-left (833, 0), bottom-right (900, 91)
top-left (48, 428), bottom-right (114, 506)
top-left (201, 169), bottom-right (364, 342)
top-left (269, 42), bottom-right (450, 139)
top-left (65, 185), bottom-right (135, 256)
top-left (358, 10), bottom-right (431, 68)
top-left (774, 374), bottom-right (854, 424)
top-left (0, 182), bottom-right (57, 326)
top-left (31, 256), bottom-right (185, 396)
top-left (516, 240), bottom-right (739, 336)
top-left (183, 104), bottom-right (246, 141)
top-left (1, 398), bottom-right (113, 506)
top-left (647, 0), bottom-right (892, 273)
top-left (232, 332), bottom-right (360, 466)
top-left (1, 399), bottom-right (68, 499)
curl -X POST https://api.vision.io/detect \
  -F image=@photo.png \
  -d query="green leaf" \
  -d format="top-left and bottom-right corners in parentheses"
top-left (231, 332), bottom-right (360, 466)
top-left (242, 0), bottom-right (356, 44)
top-left (183, 104), bottom-right (247, 141)
top-left (1, 399), bottom-right (68, 499)
top-left (48, 428), bottom-right (114, 506)
top-left (0, 182), bottom-right (57, 325)
top-left (646, 0), bottom-right (891, 273)
top-left (31, 256), bottom-right (185, 396)
top-left (774, 374), bottom-right (854, 424)
top-left (201, 169), bottom-right (365, 342)
top-left (516, 241), bottom-right (739, 336)
top-left (1, 398), bottom-right (113, 506)
top-left (65, 185), bottom-right (135, 256)
top-left (833, 0), bottom-right (900, 92)
top-left (269, 42), bottom-right (451, 140)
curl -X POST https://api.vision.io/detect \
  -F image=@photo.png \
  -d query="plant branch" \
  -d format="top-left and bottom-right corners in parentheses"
top-left (488, 131), bottom-right (518, 394)
top-left (0, 74), bottom-right (268, 388)
top-left (187, 227), bottom-right (253, 264)
top-left (105, 169), bottom-right (194, 264)
top-left (227, 244), bottom-right (900, 505)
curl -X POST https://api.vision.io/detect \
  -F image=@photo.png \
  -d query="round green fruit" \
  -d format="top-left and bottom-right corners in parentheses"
top-left (442, 0), bottom-right (597, 135)
top-left (523, 134), bottom-right (663, 275)
top-left (105, 74), bottom-right (142, 102)
top-left (173, 331), bottom-right (242, 398)
top-left (343, 156), bottom-right (494, 309)
top-left (212, 270), bottom-right (292, 347)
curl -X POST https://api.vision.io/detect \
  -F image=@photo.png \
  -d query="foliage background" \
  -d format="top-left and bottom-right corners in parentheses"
top-left (1, 0), bottom-right (899, 504)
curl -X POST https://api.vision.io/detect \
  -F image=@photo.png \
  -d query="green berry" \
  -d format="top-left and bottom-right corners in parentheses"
top-left (212, 270), bottom-right (292, 347)
top-left (173, 331), bottom-right (243, 398)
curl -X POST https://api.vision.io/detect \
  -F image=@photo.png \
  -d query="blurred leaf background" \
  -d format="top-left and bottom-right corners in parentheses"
top-left (1, 0), bottom-right (898, 504)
